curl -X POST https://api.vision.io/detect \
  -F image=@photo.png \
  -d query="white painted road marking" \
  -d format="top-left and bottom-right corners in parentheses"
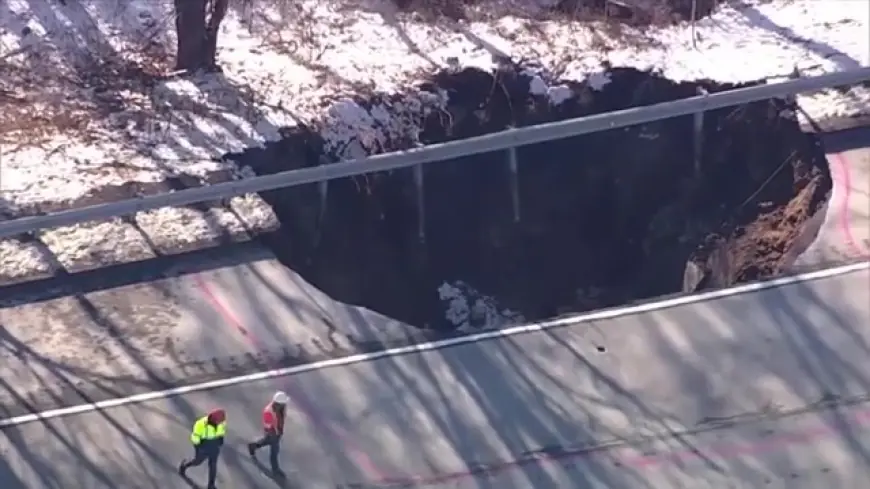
top-left (2, 260), bottom-right (866, 429)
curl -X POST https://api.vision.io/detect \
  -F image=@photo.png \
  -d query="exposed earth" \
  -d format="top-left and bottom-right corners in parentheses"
top-left (226, 65), bottom-right (832, 330)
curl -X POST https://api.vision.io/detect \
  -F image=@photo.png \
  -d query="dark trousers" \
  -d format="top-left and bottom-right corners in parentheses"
top-left (251, 432), bottom-right (281, 471)
top-left (181, 444), bottom-right (220, 487)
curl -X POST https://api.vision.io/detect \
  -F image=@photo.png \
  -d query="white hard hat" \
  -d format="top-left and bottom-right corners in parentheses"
top-left (272, 391), bottom-right (289, 404)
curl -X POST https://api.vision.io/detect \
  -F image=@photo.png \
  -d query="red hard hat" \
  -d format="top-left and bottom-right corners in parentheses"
top-left (208, 409), bottom-right (226, 423)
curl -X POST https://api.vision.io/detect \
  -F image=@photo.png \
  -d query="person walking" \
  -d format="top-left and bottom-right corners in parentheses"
top-left (179, 408), bottom-right (227, 489)
top-left (248, 390), bottom-right (289, 477)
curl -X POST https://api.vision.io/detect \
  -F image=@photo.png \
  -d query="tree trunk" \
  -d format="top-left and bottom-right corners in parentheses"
top-left (174, 0), bottom-right (229, 72)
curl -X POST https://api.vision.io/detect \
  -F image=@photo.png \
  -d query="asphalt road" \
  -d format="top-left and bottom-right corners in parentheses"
top-left (793, 126), bottom-right (870, 268)
top-left (1, 264), bottom-right (868, 489)
top-left (1, 127), bottom-right (868, 419)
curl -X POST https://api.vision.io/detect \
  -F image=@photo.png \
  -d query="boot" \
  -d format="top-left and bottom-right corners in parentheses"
top-left (247, 443), bottom-right (257, 457)
top-left (177, 460), bottom-right (187, 476)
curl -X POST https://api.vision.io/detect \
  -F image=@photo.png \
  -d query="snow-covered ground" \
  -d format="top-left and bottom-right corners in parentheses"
top-left (0, 0), bottom-right (868, 287)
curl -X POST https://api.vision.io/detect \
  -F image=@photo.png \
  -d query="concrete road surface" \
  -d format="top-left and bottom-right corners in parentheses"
top-left (1, 128), bottom-right (868, 418)
top-left (1, 264), bottom-right (868, 488)
top-left (794, 127), bottom-right (870, 268)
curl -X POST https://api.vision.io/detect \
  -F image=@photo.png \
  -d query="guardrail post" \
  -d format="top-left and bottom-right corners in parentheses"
top-left (413, 163), bottom-right (425, 243)
top-left (788, 64), bottom-right (801, 101)
top-left (317, 156), bottom-right (329, 227)
top-left (312, 156), bottom-right (331, 249)
top-left (507, 138), bottom-right (520, 223)
top-left (317, 179), bottom-right (329, 220)
top-left (693, 87), bottom-right (707, 178)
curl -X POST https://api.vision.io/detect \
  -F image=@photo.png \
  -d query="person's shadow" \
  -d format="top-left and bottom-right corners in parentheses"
top-left (178, 472), bottom-right (205, 489)
top-left (250, 456), bottom-right (294, 488)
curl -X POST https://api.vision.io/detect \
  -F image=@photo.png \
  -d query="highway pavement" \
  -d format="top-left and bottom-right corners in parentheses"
top-left (793, 126), bottom-right (870, 268)
top-left (1, 264), bottom-right (868, 488)
top-left (1, 127), bottom-right (868, 419)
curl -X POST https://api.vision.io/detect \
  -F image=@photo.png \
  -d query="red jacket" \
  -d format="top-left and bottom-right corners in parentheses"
top-left (262, 402), bottom-right (285, 434)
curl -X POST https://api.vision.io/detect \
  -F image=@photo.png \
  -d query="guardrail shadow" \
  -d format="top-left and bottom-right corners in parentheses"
top-left (638, 266), bottom-right (870, 484)
top-left (0, 381), bottom-right (273, 489)
top-left (2, 260), bottom-right (868, 487)
top-left (264, 264), bottom-right (870, 487)
top-left (290, 332), bottom-right (646, 488)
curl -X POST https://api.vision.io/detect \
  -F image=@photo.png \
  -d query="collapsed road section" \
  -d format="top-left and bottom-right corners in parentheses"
top-left (227, 65), bottom-right (833, 329)
top-left (1, 64), bottom-right (861, 419)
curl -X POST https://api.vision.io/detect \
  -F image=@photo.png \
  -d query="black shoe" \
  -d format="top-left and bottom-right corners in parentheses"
top-left (272, 467), bottom-right (286, 479)
top-left (247, 443), bottom-right (256, 457)
top-left (177, 461), bottom-right (187, 476)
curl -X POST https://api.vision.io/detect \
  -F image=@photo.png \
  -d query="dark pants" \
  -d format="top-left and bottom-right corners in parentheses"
top-left (180, 444), bottom-right (220, 488)
top-left (250, 432), bottom-right (282, 472)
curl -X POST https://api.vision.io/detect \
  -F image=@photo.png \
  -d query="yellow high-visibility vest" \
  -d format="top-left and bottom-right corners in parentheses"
top-left (190, 416), bottom-right (227, 445)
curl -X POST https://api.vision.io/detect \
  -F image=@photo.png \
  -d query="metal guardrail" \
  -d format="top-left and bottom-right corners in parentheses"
top-left (1, 67), bottom-right (870, 239)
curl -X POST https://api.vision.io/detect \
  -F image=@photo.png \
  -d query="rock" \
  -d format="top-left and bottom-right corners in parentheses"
top-left (227, 65), bottom-right (832, 330)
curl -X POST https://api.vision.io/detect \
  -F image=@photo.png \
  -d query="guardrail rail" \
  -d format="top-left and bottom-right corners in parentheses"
top-left (1, 67), bottom-right (869, 239)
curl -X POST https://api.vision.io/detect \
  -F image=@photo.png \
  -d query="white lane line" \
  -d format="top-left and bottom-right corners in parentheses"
top-left (2, 261), bottom-right (867, 428)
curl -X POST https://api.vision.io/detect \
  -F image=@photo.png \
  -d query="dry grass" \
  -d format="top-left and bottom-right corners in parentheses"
top-left (0, 0), bottom-right (728, 153)
top-left (0, 17), bottom-right (174, 151)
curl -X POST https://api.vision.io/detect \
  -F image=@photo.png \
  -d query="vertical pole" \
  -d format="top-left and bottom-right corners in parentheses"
top-left (317, 156), bottom-right (329, 226)
top-left (788, 64), bottom-right (801, 102)
top-left (507, 137), bottom-right (520, 223)
top-left (311, 155), bottom-right (329, 252)
top-left (694, 87), bottom-right (707, 178)
top-left (414, 163), bottom-right (425, 243)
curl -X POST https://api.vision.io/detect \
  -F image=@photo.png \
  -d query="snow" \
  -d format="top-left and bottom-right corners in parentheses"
top-left (322, 90), bottom-right (450, 160)
top-left (438, 281), bottom-right (525, 333)
top-left (0, 0), bottom-right (868, 326)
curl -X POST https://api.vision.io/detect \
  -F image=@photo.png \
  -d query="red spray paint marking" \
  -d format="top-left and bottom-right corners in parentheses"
top-left (367, 405), bottom-right (870, 487)
top-left (196, 265), bottom-right (870, 486)
top-left (624, 405), bottom-right (870, 469)
top-left (831, 151), bottom-right (870, 258)
top-left (192, 275), bottom-right (391, 480)
top-left (194, 149), bottom-right (867, 486)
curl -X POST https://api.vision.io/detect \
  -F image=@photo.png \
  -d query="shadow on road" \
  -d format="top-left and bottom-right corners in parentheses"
top-left (1, 266), bottom-right (869, 487)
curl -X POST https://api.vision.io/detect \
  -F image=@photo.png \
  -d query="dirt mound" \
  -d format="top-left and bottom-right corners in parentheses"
top-left (225, 64), bottom-right (831, 330)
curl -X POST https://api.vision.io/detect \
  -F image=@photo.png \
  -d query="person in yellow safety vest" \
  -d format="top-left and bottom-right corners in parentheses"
top-left (178, 408), bottom-right (227, 489)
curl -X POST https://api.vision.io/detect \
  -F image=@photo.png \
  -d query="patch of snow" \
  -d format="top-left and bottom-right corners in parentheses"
top-left (587, 72), bottom-right (612, 91)
top-left (547, 85), bottom-right (575, 105)
top-left (321, 91), bottom-right (450, 160)
top-left (438, 281), bottom-right (525, 333)
top-left (0, 0), bottom-right (867, 283)
top-left (0, 195), bottom-right (278, 285)
top-left (528, 75), bottom-right (548, 96)
top-left (527, 61), bottom-right (613, 103)
top-left (0, 238), bottom-right (54, 283)
top-left (530, 74), bottom-right (576, 105)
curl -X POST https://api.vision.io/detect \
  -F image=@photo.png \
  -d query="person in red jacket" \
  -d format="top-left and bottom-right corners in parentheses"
top-left (248, 390), bottom-right (288, 476)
